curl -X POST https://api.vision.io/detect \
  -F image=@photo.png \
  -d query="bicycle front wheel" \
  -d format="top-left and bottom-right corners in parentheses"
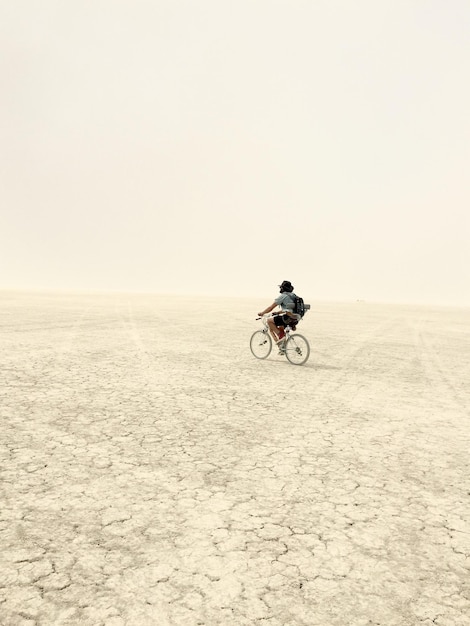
top-left (250, 330), bottom-right (272, 359)
top-left (285, 334), bottom-right (310, 365)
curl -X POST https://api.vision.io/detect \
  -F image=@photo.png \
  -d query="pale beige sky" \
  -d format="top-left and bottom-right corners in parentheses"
top-left (1, 1), bottom-right (469, 305)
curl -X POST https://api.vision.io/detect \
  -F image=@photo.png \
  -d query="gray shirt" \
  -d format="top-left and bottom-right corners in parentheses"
top-left (275, 292), bottom-right (296, 312)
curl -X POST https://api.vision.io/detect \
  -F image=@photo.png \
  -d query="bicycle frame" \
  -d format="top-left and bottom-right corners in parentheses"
top-left (257, 313), bottom-right (298, 341)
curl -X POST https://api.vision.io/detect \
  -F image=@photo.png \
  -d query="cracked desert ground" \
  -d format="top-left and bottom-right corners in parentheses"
top-left (1, 291), bottom-right (469, 626)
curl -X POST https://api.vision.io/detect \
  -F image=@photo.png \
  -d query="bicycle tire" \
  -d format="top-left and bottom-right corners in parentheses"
top-left (284, 333), bottom-right (310, 365)
top-left (250, 330), bottom-right (272, 359)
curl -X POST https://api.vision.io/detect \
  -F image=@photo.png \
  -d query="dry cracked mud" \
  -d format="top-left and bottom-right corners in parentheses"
top-left (1, 292), bottom-right (469, 625)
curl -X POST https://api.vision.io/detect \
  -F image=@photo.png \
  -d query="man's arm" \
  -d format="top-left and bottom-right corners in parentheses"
top-left (258, 302), bottom-right (278, 316)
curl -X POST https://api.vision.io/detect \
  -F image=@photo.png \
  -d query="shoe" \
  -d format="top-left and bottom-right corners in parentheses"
top-left (278, 348), bottom-right (286, 355)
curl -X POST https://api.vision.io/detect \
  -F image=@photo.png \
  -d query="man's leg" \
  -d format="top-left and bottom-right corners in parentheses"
top-left (267, 317), bottom-right (281, 343)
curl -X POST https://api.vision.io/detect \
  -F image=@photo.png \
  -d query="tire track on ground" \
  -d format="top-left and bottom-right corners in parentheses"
top-left (410, 317), bottom-right (470, 417)
top-left (311, 315), bottom-right (404, 396)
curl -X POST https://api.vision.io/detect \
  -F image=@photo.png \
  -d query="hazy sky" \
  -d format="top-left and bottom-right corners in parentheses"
top-left (1, 1), bottom-right (469, 305)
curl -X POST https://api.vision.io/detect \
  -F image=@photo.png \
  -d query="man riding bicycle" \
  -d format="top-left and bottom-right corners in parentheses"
top-left (257, 280), bottom-right (300, 345)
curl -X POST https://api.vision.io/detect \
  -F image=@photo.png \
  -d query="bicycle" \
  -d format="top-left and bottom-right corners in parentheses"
top-left (250, 313), bottom-right (310, 366)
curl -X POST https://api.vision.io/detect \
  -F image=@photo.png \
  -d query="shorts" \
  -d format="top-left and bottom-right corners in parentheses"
top-left (273, 314), bottom-right (294, 328)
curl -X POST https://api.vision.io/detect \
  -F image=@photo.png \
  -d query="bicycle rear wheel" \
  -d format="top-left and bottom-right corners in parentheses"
top-left (284, 334), bottom-right (310, 365)
top-left (250, 330), bottom-right (272, 359)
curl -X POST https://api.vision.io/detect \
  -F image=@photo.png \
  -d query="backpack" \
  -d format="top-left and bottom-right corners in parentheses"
top-left (291, 294), bottom-right (307, 318)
